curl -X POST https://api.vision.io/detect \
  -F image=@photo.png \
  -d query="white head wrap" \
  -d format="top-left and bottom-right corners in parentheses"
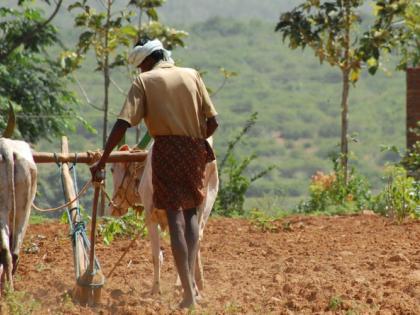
top-left (128, 39), bottom-right (174, 68)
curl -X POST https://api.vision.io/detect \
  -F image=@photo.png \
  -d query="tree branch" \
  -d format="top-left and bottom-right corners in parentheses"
top-left (110, 77), bottom-right (127, 95)
top-left (73, 74), bottom-right (104, 112)
top-left (0, 0), bottom-right (63, 63)
top-left (210, 76), bottom-right (227, 98)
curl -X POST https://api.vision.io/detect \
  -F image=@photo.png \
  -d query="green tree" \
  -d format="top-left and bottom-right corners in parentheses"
top-left (364, 1), bottom-right (420, 178)
top-left (363, 0), bottom-right (419, 70)
top-left (66, 0), bottom-right (137, 148)
top-left (65, 0), bottom-right (188, 147)
top-left (275, 0), bottom-right (399, 184)
top-left (0, 1), bottom-right (81, 142)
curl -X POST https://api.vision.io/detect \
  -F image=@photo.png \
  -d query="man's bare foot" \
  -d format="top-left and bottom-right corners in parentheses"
top-left (193, 282), bottom-right (202, 302)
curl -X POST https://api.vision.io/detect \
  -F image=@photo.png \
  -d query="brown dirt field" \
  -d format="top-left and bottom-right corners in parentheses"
top-left (11, 214), bottom-right (420, 314)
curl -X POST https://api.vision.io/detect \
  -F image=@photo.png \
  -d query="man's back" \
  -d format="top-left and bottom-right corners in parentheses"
top-left (139, 62), bottom-right (216, 139)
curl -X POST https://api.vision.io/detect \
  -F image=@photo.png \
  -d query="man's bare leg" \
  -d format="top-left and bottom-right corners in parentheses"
top-left (183, 208), bottom-right (200, 297)
top-left (166, 209), bottom-right (196, 308)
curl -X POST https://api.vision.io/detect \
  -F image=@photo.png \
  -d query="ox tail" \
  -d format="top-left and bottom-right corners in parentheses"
top-left (2, 101), bottom-right (16, 138)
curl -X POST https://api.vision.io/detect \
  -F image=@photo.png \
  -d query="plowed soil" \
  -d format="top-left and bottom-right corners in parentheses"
top-left (12, 214), bottom-right (420, 314)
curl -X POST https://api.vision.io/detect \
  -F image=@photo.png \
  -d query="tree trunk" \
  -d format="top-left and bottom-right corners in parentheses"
top-left (102, 65), bottom-right (110, 149)
top-left (340, 0), bottom-right (351, 185)
top-left (135, 7), bottom-right (143, 144)
top-left (340, 68), bottom-right (350, 184)
top-left (406, 68), bottom-right (420, 149)
top-left (102, 1), bottom-right (112, 150)
top-left (100, 0), bottom-right (112, 216)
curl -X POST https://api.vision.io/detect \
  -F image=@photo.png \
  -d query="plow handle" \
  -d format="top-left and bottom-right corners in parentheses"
top-left (89, 183), bottom-right (101, 274)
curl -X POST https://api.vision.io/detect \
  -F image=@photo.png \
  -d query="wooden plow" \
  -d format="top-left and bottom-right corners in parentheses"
top-left (27, 136), bottom-right (147, 305)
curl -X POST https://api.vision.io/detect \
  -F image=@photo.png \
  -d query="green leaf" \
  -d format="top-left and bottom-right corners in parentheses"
top-left (350, 68), bottom-right (360, 83)
top-left (68, 1), bottom-right (86, 12)
top-left (220, 67), bottom-right (238, 78)
top-left (79, 30), bottom-right (94, 47)
top-left (367, 57), bottom-right (378, 75)
top-left (146, 8), bottom-right (158, 21)
top-left (120, 25), bottom-right (138, 38)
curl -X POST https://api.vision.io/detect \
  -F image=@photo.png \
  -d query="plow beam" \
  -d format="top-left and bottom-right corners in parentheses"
top-left (31, 151), bottom-right (147, 164)
top-left (0, 150), bottom-right (146, 164)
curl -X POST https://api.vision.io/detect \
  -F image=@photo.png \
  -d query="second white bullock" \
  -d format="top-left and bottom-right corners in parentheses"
top-left (0, 138), bottom-right (37, 292)
top-left (108, 139), bottom-right (218, 295)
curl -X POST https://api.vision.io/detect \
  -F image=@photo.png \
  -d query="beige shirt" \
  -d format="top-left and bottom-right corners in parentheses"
top-left (118, 62), bottom-right (218, 139)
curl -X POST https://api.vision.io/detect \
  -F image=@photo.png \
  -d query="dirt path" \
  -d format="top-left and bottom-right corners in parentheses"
top-left (12, 214), bottom-right (420, 314)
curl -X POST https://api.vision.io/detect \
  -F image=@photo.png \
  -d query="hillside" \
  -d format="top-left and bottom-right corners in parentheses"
top-left (32, 1), bottom-right (406, 212)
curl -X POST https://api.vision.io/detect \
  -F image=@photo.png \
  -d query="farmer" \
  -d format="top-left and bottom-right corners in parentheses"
top-left (90, 38), bottom-right (218, 308)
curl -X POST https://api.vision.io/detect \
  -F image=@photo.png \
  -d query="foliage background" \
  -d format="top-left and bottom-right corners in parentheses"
top-left (17, 0), bottom-right (405, 214)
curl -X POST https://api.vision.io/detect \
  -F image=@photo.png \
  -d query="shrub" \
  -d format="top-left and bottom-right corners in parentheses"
top-left (401, 141), bottom-right (420, 179)
top-left (215, 112), bottom-right (276, 216)
top-left (401, 124), bottom-right (420, 179)
top-left (297, 153), bottom-right (371, 213)
top-left (98, 209), bottom-right (148, 245)
top-left (215, 153), bottom-right (275, 216)
top-left (373, 130), bottom-right (420, 222)
top-left (249, 208), bottom-right (278, 232)
top-left (371, 166), bottom-right (419, 223)
top-left (381, 123), bottom-right (420, 179)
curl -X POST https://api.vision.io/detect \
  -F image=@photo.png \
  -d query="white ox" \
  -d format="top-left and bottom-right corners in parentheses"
top-left (0, 138), bottom-right (37, 292)
top-left (108, 138), bottom-right (218, 295)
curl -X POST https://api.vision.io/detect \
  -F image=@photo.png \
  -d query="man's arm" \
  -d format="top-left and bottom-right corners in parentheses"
top-left (90, 119), bottom-right (131, 181)
top-left (206, 116), bottom-right (219, 138)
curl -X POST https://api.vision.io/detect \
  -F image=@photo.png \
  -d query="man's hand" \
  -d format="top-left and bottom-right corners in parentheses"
top-left (206, 116), bottom-right (219, 138)
top-left (89, 119), bottom-right (131, 183)
top-left (90, 161), bottom-right (105, 183)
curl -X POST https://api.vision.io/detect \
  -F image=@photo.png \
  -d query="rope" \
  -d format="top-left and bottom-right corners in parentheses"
top-left (32, 179), bottom-right (112, 213)
top-left (100, 184), bottom-right (115, 206)
top-left (32, 180), bottom-right (92, 212)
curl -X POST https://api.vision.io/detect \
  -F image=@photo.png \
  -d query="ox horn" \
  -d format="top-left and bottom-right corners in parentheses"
top-left (2, 101), bottom-right (16, 138)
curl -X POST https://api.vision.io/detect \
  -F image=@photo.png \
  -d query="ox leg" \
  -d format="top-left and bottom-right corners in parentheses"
top-left (11, 160), bottom-right (36, 275)
top-left (148, 219), bottom-right (162, 295)
top-left (0, 226), bottom-right (13, 293)
top-left (175, 274), bottom-right (181, 287)
top-left (195, 244), bottom-right (204, 291)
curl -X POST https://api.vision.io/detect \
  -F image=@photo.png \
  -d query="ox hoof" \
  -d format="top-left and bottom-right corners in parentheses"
top-left (150, 285), bottom-right (161, 296)
top-left (195, 292), bottom-right (204, 303)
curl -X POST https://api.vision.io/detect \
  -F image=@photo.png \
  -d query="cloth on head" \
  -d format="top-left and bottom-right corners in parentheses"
top-left (128, 39), bottom-right (174, 67)
top-left (151, 135), bottom-right (215, 211)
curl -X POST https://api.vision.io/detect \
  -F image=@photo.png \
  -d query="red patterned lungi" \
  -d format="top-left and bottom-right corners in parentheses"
top-left (152, 135), bottom-right (215, 210)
